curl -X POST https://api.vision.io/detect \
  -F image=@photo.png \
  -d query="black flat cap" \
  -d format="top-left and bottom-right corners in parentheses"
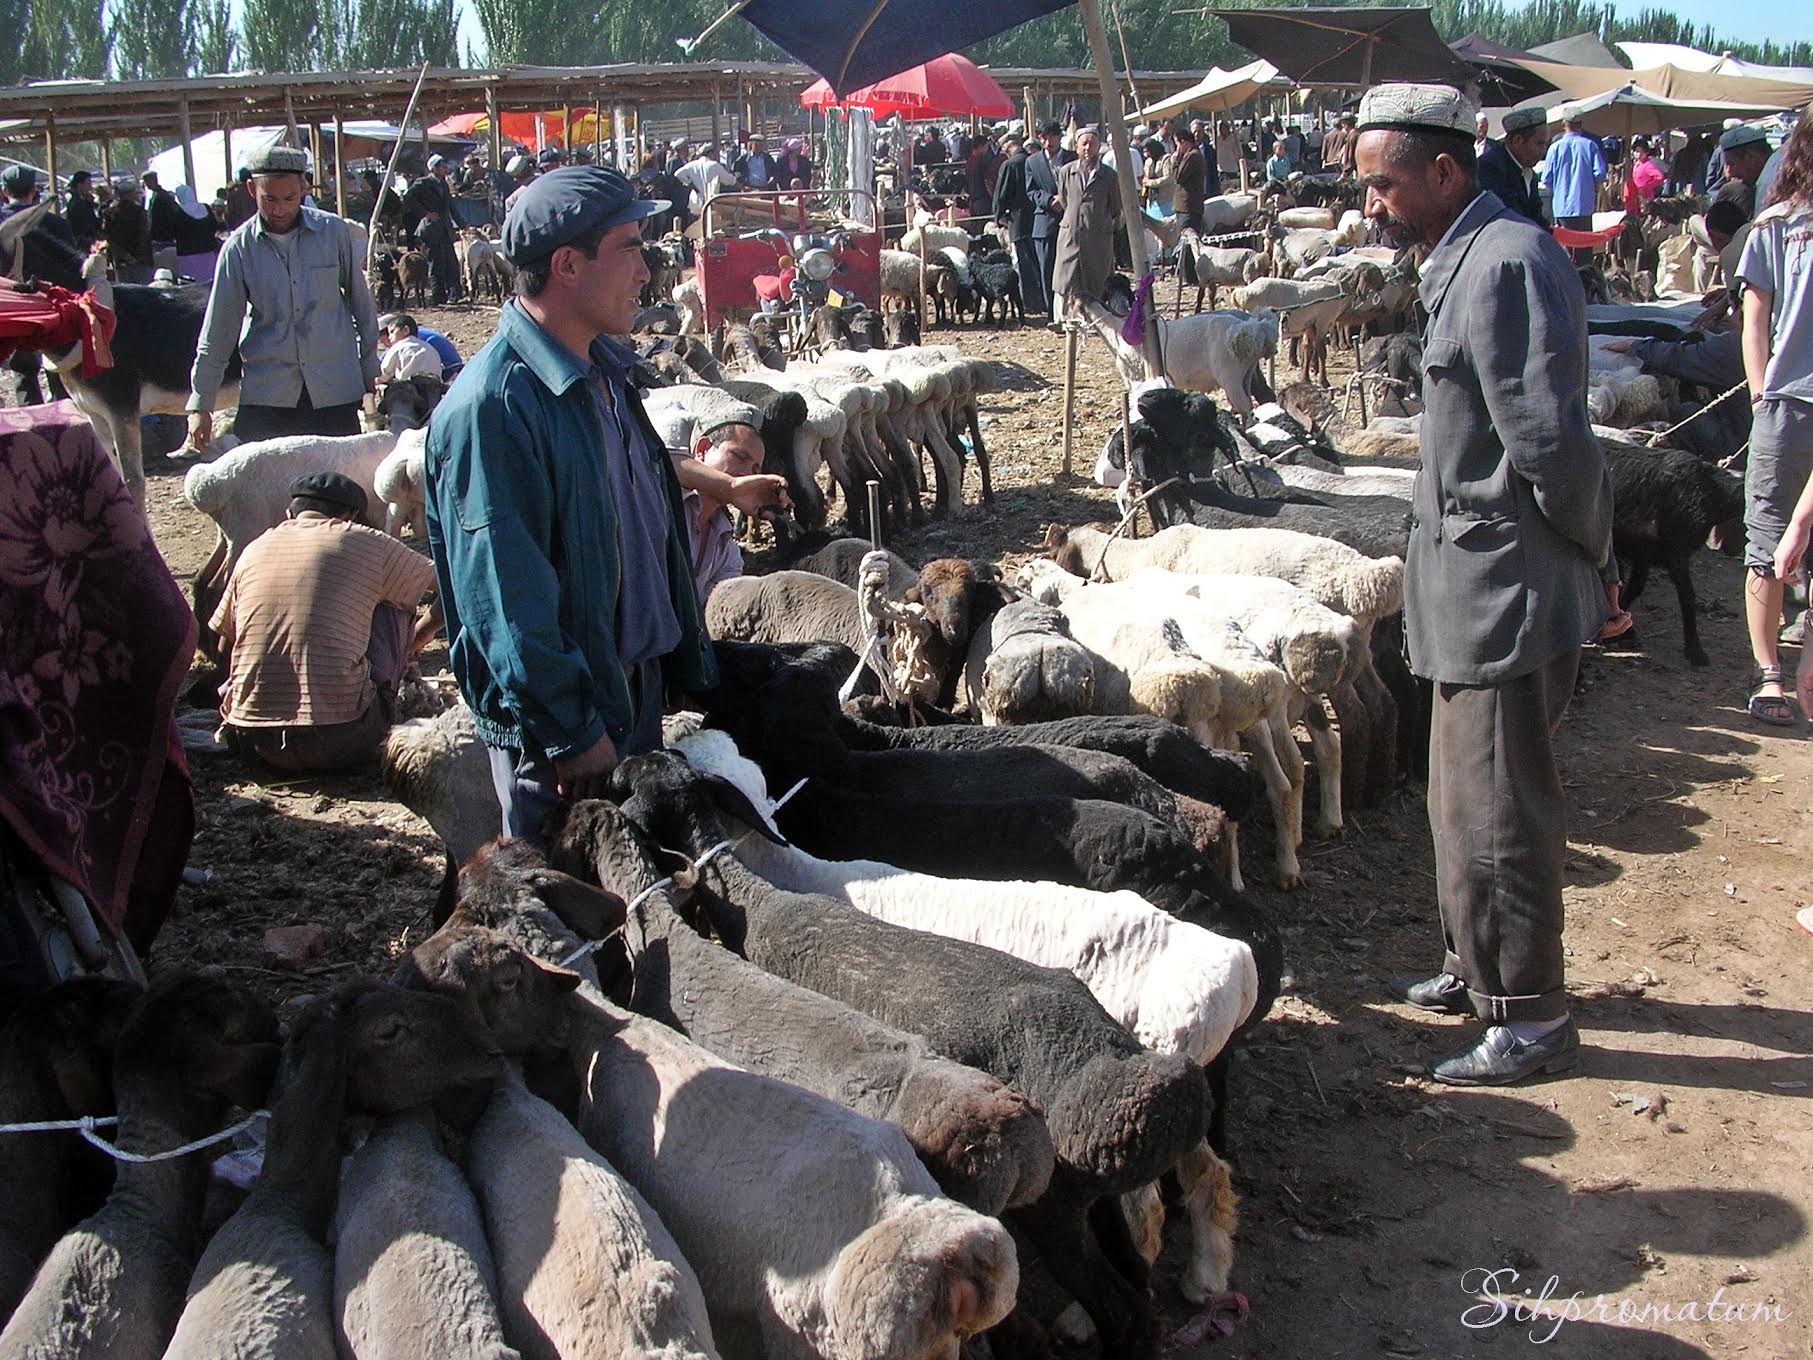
top-left (1039, 120), bottom-right (1063, 136)
top-left (501, 165), bottom-right (667, 268)
top-left (2, 165), bottom-right (38, 192)
top-left (289, 472), bottom-right (368, 517)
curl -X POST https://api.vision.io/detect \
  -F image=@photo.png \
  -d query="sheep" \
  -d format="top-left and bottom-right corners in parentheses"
top-left (569, 762), bottom-right (1209, 1358)
top-left (1018, 562), bottom-right (1303, 889)
top-left (897, 222), bottom-right (972, 260)
top-left (1268, 457), bottom-right (1415, 501)
top-left (462, 1069), bottom-right (717, 1360)
top-left (884, 309), bottom-right (920, 348)
top-left (787, 535), bottom-right (919, 596)
top-left (651, 738), bottom-right (1258, 1304)
top-left (372, 434), bottom-right (427, 537)
top-left (1200, 193), bottom-right (1259, 232)
top-left (378, 703), bottom-right (502, 920)
top-left (719, 378), bottom-right (833, 528)
top-left (962, 597), bottom-right (1098, 725)
top-left (969, 248), bottom-right (1024, 327)
top-left (0, 977), bottom-right (282, 1360)
top-left (1275, 206), bottom-right (1335, 230)
top-left (161, 983), bottom-right (503, 1360)
top-left (0, 979), bottom-right (142, 1321)
top-left (880, 248), bottom-right (931, 313)
top-left (462, 232), bottom-right (508, 304)
top-left (332, 1106), bottom-right (519, 1360)
top-left (1070, 290), bottom-right (1276, 417)
top-left (671, 276), bottom-right (704, 334)
top-left (1185, 242), bottom-right (1266, 312)
top-left (396, 249), bottom-right (428, 307)
top-left (1603, 438), bottom-right (1745, 667)
top-left (565, 805), bottom-right (1057, 1214)
top-left (1047, 523), bottom-right (1406, 803)
top-left (418, 901), bottom-right (1022, 1360)
top-left (704, 570), bottom-right (868, 653)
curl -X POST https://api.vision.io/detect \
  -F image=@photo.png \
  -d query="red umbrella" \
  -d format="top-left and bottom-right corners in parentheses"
top-left (800, 53), bottom-right (1015, 119)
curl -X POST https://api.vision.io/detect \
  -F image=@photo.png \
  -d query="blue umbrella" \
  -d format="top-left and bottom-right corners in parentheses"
top-left (728, 0), bottom-right (1076, 96)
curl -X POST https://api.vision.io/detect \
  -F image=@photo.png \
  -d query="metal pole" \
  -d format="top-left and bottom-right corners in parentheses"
top-left (1078, 0), bottom-right (1156, 377)
top-left (1061, 325), bottom-right (1079, 476)
top-left (44, 113), bottom-right (58, 210)
top-left (866, 481), bottom-right (882, 550)
top-left (485, 84), bottom-right (502, 171)
top-left (332, 110), bottom-right (346, 217)
top-left (177, 98), bottom-right (197, 192)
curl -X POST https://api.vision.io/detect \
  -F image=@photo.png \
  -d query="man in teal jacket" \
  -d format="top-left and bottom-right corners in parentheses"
top-left (427, 166), bottom-right (780, 842)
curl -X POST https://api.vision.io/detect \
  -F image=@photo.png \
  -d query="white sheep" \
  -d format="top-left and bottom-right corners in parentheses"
top-left (183, 426), bottom-right (419, 574)
top-left (672, 727), bottom-right (1251, 1302)
top-left (333, 1106), bottom-right (519, 1360)
top-left (671, 277), bottom-right (704, 335)
top-left (372, 435), bottom-right (427, 538)
top-left (897, 222), bottom-right (971, 260)
top-left (879, 248), bottom-right (930, 312)
top-left (1200, 193), bottom-right (1259, 232)
top-left (1267, 457), bottom-right (1415, 502)
top-left (1185, 241), bottom-right (1267, 311)
top-left (467, 1070), bottom-right (719, 1360)
top-left (1275, 206), bottom-right (1335, 231)
top-left (1070, 296), bottom-right (1277, 418)
top-left (1019, 561), bottom-right (1302, 890)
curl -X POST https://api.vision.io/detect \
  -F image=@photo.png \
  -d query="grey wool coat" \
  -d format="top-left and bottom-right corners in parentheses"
top-left (1050, 157), bottom-right (1120, 303)
top-left (1407, 190), bottom-right (1612, 685)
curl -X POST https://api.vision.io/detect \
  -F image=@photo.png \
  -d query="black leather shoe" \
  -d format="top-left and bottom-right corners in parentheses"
top-left (1387, 972), bottom-right (1472, 1015)
top-left (1428, 1019), bottom-right (1580, 1086)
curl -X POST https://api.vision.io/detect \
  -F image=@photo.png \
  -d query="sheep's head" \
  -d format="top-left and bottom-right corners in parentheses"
top-left (450, 836), bottom-right (628, 941)
top-left (591, 751), bottom-right (786, 868)
top-left (907, 559), bottom-right (1015, 652)
top-left (397, 926), bottom-right (579, 1056)
top-left (8, 978), bottom-right (141, 1118)
top-left (290, 980), bottom-right (502, 1116)
top-left (114, 975), bottom-right (282, 1118)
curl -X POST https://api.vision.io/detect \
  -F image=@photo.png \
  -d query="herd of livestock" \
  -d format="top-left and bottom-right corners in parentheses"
top-left (0, 168), bottom-right (1754, 1359)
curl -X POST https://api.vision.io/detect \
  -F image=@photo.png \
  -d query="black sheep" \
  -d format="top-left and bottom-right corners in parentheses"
top-left (969, 247), bottom-right (1025, 328)
top-left (719, 379), bottom-right (824, 529)
top-left (883, 309), bottom-right (920, 348)
top-left (1604, 439), bottom-right (1745, 666)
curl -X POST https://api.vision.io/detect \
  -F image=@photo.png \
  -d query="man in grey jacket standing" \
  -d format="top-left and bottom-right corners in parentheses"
top-left (187, 144), bottom-right (382, 450)
top-left (1355, 84), bottom-right (1613, 1086)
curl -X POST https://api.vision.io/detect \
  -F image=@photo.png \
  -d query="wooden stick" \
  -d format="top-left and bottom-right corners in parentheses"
top-left (1061, 324), bottom-right (1079, 477)
top-left (368, 63), bottom-right (431, 273)
top-left (43, 113), bottom-right (58, 210)
top-left (177, 99), bottom-right (195, 193)
top-left (332, 110), bottom-right (345, 218)
top-left (1078, 0), bottom-right (1156, 380)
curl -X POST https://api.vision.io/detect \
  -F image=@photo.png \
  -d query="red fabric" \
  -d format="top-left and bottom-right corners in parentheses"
top-left (1552, 220), bottom-right (1626, 249)
top-left (753, 267), bottom-right (797, 303)
top-left (800, 53), bottom-right (1015, 118)
top-left (0, 402), bottom-right (196, 936)
top-left (0, 283), bottom-right (116, 378)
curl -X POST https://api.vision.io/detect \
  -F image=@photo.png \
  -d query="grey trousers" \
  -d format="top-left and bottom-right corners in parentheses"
top-left (1428, 649), bottom-right (1580, 1023)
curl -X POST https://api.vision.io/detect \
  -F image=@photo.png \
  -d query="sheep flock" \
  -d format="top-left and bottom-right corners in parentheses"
top-left (4, 181), bottom-right (1757, 1360)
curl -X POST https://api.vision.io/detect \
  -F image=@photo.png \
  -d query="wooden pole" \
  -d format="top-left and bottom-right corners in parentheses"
top-left (1023, 85), bottom-right (1034, 136)
top-left (43, 113), bottom-right (58, 209)
top-left (1061, 325), bottom-right (1079, 476)
top-left (1078, 0), bottom-right (1156, 378)
top-left (561, 103), bottom-right (572, 155)
top-left (918, 227), bottom-right (929, 327)
top-left (485, 84), bottom-right (502, 171)
top-left (369, 63), bottom-right (431, 272)
top-left (308, 122), bottom-right (323, 188)
top-left (221, 115), bottom-right (234, 194)
top-left (282, 87), bottom-right (299, 143)
top-left (1109, 0), bottom-right (1146, 117)
top-left (100, 138), bottom-right (112, 185)
top-left (712, 84), bottom-right (722, 150)
top-left (332, 110), bottom-right (346, 217)
top-left (177, 98), bottom-right (196, 193)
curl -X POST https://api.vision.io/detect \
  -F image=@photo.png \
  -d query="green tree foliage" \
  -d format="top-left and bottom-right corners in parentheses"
top-left (112, 0), bottom-right (198, 79)
top-left (193, 0), bottom-right (238, 73)
top-left (240, 0), bottom-right (340, 71)
top-left (20, 0), bottom-right (111, 80)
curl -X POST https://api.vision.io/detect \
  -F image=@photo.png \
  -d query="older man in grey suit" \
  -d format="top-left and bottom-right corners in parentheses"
top-left (1355, 84), bottom-right (1612, 1086)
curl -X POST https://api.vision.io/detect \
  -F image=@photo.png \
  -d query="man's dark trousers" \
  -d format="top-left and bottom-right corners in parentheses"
top-left (1428, 648), bottom-right (1579, 1023)
top-left (1014, 236), bottom-right (1047, 314)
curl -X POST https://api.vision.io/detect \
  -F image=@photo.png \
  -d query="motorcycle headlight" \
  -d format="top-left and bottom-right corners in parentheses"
top-left (800, 249), bottom-right (836, 282)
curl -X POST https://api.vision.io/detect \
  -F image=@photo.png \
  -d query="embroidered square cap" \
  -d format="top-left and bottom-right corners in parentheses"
top-left (1502, 107), bottom-right (1547, 134)
top-left (1357, 83), bottom-right (1477, 138)
top-left (245, 145), bottom-right (310, 176)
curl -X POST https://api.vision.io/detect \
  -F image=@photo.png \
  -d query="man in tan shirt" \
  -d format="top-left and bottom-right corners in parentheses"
top-left (212, 472), bottom-right (439, 772)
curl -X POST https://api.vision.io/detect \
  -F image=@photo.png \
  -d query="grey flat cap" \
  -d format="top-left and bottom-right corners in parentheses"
top-left (1357, 83), bottom-right (1477, 137)
top-left (501, 165), bottom-right (666, 268)
top-left (246, 144), bottom-right (309, 176)
top-left (1502, 107), bottom-right (1547, 134)
top-left (1719, 124), bottom-right (1769, 153)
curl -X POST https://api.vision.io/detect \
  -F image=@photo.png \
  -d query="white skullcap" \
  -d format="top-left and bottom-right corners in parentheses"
top-left (1357, 83), bottom-right (1477, 138)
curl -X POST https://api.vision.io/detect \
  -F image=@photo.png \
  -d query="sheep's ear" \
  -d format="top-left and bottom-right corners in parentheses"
top-left (903, 584), bottom-right (923, 604)
top-left (525, 868), bottom-right (628, 939)
top-left (702, 773), bottom-right (788, 845)
top-left (526, 953), bottom-right (583, 993)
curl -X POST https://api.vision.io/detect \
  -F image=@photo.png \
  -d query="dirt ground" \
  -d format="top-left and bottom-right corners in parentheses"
top-left (140, 298), bottom-right (1813, 1360)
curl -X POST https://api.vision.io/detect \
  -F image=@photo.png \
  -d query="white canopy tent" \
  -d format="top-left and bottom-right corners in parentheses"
top-left (1617, 41), bottom-right (1813, 85)
top-left (1548, 83), bottom-right (1788, 137)
top-left (147, 120), bottom-right (474, 190)
top-left (1136, 59), bottom-right (1288, 120)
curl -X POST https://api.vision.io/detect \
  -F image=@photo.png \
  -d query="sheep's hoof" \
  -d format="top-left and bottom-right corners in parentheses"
top-left (1313, 819), bottom-right (1344, 840)
top-left (1275, 868), bottom-right (1302, 891)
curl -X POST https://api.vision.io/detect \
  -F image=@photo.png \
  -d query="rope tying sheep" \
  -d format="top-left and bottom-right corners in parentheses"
top-left (0, 1108), bottom-right (269, 1163)
top-left (1640, 379), bottom-right (1748, 448)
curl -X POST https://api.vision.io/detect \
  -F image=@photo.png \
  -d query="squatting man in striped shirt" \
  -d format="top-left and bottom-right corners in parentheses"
top-left (211, 472), bottom-right (443, 773)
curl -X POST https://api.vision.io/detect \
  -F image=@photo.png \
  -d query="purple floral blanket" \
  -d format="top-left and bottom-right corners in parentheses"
top-left (0, 401), bottom-right (195, 937)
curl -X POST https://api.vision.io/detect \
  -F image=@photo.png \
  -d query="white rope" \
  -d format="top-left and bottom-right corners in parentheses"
top-left (559, 776), bottom-right (810, 969)
top-left (1641, 379), bottom-right (1747, 447)
top-left (0, 1110), bottom-right (270, 1164)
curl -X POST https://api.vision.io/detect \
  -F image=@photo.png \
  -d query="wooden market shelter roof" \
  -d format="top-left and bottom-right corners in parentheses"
top-left (0, 61), bottom-right (1211, 146)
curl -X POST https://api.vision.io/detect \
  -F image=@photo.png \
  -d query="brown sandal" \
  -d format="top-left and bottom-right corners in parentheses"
top-left (1748, 667), bottom-right (1800, 727)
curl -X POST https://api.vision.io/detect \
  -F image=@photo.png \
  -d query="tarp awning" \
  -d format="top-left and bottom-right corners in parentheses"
top-left (1617, 41), bottom-right (1813, 84)
top-left (1449, 32), bottom-right (1558, 103)
top-left (738, 0), bottom-right (1076, 96)
top-left (1212, 6), bottom-right (1471, 87)
top-left (148, 123), bottom-right (475, 189)
top-left (1528, 32), bottom-right (1622, 67)
top-left (1136, 59), bottom-right (1288, 119)
top-left (1510, 58), bottom-right (1813, 115)
top-left (1548, 82), bottom-right (1789, 137)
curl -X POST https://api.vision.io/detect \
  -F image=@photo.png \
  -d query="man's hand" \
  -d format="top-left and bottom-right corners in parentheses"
top-left (726, 473), bottom-right (792, 520)
top-left (185, 410), bottom-right (212, 452)
top-left (1602, 338), bottom-right (1632, 353)
top-left (1775, 518), bottom-right (1811, 583)
top-left (1798, 650), bottom-right (1813, 716)
top-left (554, 732), bottom-right (619, 801)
